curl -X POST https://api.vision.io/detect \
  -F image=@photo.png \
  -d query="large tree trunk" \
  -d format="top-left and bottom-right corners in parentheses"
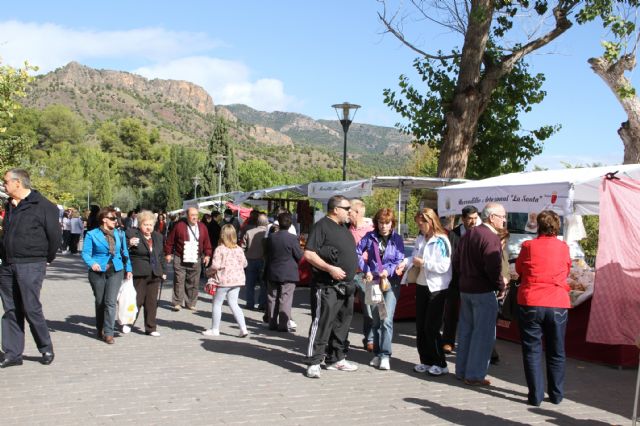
top-left (589, 55), bottom-right (640, 164)
top-left (436, 2), bottom-right (574, 178)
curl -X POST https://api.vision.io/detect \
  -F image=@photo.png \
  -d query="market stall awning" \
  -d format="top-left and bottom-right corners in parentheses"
top-left (436, 164), bottom-right (640, 216)
top-left (233, 183), bottom-right (308, 205)
top-left (307, 176), bottom-right (468, 201)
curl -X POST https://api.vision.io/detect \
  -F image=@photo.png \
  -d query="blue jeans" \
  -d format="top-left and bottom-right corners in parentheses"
top-left (354, 273), bottom-right (373, 344)
top-left (372, 284), bottom-right (400, 358)
top-left (244, 259), bottom-right (265, 309)
top-left (455, 291), bottom-right (498, 381)
top-left (88, 269), bottom-right (124, 337)
top-left (518, 305), bottom-right (568, 405)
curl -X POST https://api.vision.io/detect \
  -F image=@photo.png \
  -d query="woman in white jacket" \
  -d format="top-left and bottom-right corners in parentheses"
top-left (401, 208), bottom-right (452, 376)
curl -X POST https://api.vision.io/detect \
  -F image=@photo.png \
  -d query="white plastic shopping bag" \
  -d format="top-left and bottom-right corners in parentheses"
top-left (365, 282), bottom-right (383, 305)
top-left (117, 277), bottom-right (138, 325)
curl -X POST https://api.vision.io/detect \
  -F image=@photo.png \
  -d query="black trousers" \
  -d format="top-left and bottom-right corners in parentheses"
top-left (0, 262), bottom-right (52, 360)
top-left (305, 283), bottom-right (355, 365)
top-left (415, 285), bottom-right (448, 367)
top-left (134, 276), bottom-right (161, 333)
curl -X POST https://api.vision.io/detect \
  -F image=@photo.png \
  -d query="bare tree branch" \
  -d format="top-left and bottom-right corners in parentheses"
top-left (378, 10), bottom-right (458, 59)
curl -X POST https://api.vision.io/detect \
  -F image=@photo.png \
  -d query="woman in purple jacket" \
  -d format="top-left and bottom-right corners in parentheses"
top-left (356, 208), bottom-right (406, 370)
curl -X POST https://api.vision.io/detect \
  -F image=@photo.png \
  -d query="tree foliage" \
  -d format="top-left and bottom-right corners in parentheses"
top-left (385, 53), bottom-right (558, 178)
top-left (379, 0), bottom-right (580, 178)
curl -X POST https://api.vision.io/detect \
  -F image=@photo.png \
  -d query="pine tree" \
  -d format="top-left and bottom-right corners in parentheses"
top-left (203, 117), bottom-right (225, 196)
top-left (204, 116), bottom-right (239, 193)
top-left (163, 146), bottom-right (181, 211)
top-left (93, 153), bottom-right (112, 206)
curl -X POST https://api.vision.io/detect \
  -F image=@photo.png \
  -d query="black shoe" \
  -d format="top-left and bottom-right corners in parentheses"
top-left (490, 355), bottom-right (500, 365)
top-left (40, 352), bottom-right (55, 365)
top-left (0, 358), bottom-right (23, 368)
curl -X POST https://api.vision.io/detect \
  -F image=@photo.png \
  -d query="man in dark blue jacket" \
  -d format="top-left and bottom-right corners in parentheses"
top-left (265, 212), bottom-right (303, 332)
top-left (0, 169), bottom-right (61, 368)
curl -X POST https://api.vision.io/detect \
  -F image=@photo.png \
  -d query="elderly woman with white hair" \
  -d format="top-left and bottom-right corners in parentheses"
top-left (125, 210), bottom-right (167, 336)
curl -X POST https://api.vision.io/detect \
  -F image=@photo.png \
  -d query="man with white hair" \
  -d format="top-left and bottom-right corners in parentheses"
top-left (453, 202), bottom-right (507, 386)
top-left (164, 207), bottom-right (212, 312)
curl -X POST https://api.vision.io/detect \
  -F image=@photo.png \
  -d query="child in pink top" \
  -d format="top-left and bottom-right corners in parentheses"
top-left (202, 225), bottom-right (248, 337)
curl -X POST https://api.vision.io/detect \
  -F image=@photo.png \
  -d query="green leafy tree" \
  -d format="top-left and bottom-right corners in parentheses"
top-left (238, 159), bottom-right (282, 191)
top-left (37, 104), bottom-right (86, 148)
top-left (92, 151), bottom-right (113, 206)
top-left (0, 61), bottom-right (37, 169)
top-left (378, 0), bottom-right (618, 178)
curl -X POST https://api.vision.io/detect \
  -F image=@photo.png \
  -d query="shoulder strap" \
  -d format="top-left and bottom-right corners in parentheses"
top-left (372, 236), bottom-right (383, 273)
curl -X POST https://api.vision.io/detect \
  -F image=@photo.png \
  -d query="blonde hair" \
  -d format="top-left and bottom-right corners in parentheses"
top-left (137, 210), bottom-right (156, 226)
top-left (415, 207), bottom-right (447, 236)
top-left (219, 224), bottom-right (238, 248)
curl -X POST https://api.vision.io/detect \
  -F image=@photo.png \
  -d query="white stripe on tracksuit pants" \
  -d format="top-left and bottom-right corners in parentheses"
top-left (305, 284), bottom-right (355, 366)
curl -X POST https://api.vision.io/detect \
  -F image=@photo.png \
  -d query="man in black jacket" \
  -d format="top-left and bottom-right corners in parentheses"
top-left (0, 169), bottom-right (61, 368)
top-left (265, 212), bottom-right (303, 331)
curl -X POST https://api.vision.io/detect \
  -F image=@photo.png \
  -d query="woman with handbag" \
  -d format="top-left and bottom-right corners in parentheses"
top-left (202, 224), bottom-right (249, 337)
top-left (125, 210), bottom-right (167, 337)
top-left (402, 208), bottom-right (452, 376)
top-left (356, 208), bottom-right (405, 370)
top-left (81, 207), bottom-right (133, 344)
top-left (515, 210), bottom-right (571, 406)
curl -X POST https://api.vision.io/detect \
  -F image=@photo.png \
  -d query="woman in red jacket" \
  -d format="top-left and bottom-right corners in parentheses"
top-left (515, 210), bottom-right (571, 407)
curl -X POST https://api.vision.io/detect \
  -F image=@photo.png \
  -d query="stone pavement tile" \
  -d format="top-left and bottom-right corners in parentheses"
top-left (0, 255), bottom-right (636, 424)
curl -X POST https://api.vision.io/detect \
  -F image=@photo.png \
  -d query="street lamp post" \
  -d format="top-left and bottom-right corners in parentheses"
top-left (216, 156), bottom-right (226, 210)
top-left (332, 102), bottom-right (361, 181)
top-left (192, 175), bottom-right (201, 200)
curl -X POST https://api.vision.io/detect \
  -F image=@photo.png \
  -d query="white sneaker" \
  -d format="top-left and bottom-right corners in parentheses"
top-left (239, 329), bottom-right (249, 338)
top-left (306, 364), bottom-right (321, 378)
top-left (149, 331), bottom-right (160, 337)
top-left (369, 356), bottom-right (381, 368)
top-left (326, 359), bottom-right (358, 372)
top-left (414, 363), bottom-right (431, 373)
top-left (379, 357), bottom-right (391, 370)
top-left (202, 329), bottom-right (220, 336)
top-left (428, 365), bottom-right (449, 376)
top-left (122, 325), bottom-right (131, 334)
top-left (288, 320), bottom-right (297, 331)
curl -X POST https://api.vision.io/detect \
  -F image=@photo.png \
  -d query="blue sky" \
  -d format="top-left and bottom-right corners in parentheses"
top-left (0, 1), bottom-right (631, 169)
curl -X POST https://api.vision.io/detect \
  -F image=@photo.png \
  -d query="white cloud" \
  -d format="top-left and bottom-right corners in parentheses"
top-left (0, 20), bottom-right (297, 112)
top-left (134, 56), bottom-right (296, 111)
top-left (0, 20), bottom-right (221, 71)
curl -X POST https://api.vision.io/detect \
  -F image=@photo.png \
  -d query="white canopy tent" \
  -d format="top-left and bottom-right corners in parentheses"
top-left (308, 176), bottom-right (468, 232)
top-left (436, 164), bottom-right (640, 216)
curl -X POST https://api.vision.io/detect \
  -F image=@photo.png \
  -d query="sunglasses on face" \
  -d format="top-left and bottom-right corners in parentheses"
top-left (335, 206), bottom-right (351, 212)
top-left (105, 216), bottom-right (117, 221)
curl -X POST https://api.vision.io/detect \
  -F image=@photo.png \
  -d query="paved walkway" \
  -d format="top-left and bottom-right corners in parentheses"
top-left (0, 254), bottom-right (636, 425)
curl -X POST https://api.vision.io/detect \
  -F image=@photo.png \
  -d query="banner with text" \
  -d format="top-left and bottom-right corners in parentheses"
top-left (307, 179), bottom-right (373, 200)
top-left (437, 183), bottom-right (572, 216)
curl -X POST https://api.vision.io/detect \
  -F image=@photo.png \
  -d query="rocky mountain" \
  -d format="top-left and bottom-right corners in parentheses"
top-left (22, 62), bottom-right (412, 176)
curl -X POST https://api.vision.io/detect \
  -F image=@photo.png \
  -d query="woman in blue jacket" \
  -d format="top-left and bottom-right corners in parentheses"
top-left (356, 208), bottom-right (406, 370)
top-left (81, 206), bottom-right (132, 344)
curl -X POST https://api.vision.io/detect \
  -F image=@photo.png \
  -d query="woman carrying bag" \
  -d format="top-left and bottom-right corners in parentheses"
top-left (125, 210), bottom-right (167, 337)
top-left (81, 207), bottom-right (133, 344)
top-left (403, 208), bottom-right (452, 376)
top-left (356, 208), bottom-right (405, 371)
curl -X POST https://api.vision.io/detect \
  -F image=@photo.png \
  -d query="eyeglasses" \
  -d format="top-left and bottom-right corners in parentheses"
top-left (335, 206), bottom-right (351, 212)
top-left (105, 216), bottom-right (117, 221)
top-left (492, 213), bottom-right (507, 219)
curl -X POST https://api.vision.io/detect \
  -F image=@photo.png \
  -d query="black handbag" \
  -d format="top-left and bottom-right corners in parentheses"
top-left (499, 279), bottom-right (520, 322)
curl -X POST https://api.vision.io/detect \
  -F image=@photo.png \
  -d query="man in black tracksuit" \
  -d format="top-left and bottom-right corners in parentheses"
top-left (304, 195), bottom-right (359, 378)
top-left (0, 168), bottom-right (61, 368)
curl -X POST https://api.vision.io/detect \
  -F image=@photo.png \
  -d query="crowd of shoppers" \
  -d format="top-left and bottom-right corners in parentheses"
top-left (0, 171), bottom-right (573, 407)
